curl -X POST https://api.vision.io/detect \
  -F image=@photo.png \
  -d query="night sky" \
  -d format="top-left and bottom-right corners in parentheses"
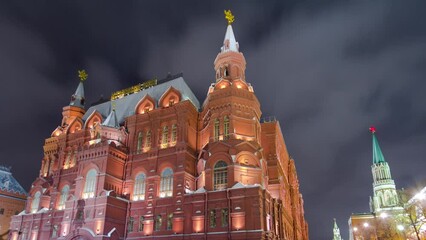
top-left (1, 1), bottom-right (426, 239)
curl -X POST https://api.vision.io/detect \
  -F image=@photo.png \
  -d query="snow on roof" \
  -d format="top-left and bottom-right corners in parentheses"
top-left (83, 76), bottom-right (200, 125)
top-left (0, 166), bottom-right (27, 196)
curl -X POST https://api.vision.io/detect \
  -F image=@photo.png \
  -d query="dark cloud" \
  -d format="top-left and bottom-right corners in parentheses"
top-left (1, 1), bottom-right (425, 239)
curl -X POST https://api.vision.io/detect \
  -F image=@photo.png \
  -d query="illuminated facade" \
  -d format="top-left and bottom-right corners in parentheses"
top-left (9, 14), bottom-right (308, 240)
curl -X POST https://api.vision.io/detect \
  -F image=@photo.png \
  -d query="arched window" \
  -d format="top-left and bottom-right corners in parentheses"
top-left (137, 132), bottom-right (143, 154)
top-left (214, 161), bottom-right (228, 190)
top-left (223, 116), bottom-right (229, 140)
top-left (155, 215), bottom-right (162, 231)
top-left (167, 213), bottom-right (173, 230)
top-left (160, 168), bottom-right (173, 198)
top-left (145, 130), bottom-right (151, 150)
top-left (133, 173), bottom-right (146, 201)
top-left (31, 191), bottom-right (41, 213)
top-left (171, 124), bottom-right (177, 144)
top-left (127, 217), bottom-right (134, 233)
top-left (161, 126), bottom-right (169, 148)
top-left (58, 185), bottom-right (70, 210)
top-left (214, 119), bottom-right (220, 141)
top-left (83, 169), bottom-right (97, 199)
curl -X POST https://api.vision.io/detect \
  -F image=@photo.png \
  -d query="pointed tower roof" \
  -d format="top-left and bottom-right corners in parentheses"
top-left (221, 10), bottom-right (239, 53)
top-left (221, 25), bottom-right (239, 52)
top-left (102, 109), bottom-right (119, 128)
top-left (332, 218), bottom-right (343, 240)
top-left (70, 70), bottom-right (87, 108)
top-left (369, 126), bottom-right (386, 164)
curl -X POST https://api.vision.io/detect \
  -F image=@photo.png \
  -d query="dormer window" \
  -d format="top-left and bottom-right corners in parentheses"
top-left (224, 67), bottom-right (228, 77)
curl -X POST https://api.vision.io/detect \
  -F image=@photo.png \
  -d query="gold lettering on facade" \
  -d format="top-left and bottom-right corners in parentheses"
top-left (111, 79), bottom-right (157, 100)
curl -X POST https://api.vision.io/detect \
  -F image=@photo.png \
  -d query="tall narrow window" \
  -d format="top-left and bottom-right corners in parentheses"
top-left (83, 169), bottom-right (97, 199)
top-left (214, 118), bottom-right (220, 141)
top-left (128, 217), bottom-right (134, 233)
top-left (222, 208), bottom-right (229, 227)
top-left (161, 126), bottom-right (169, 148)
top-left (133, 173), bottom-right (146, 201)
top-left (160, 168), bottom-right (173, 198)
top-left (155, 215), bottom-right (162, 231)
top-left (213, 161), bottom-right (228, 190)
top-left (137, 132), bottom-right (143, 154)
top-left (171, 124), bottom-right (177, 144)
top-left (167, 213), bottom-right (173, 230)
top-left (58, 185), bottom-right (70, 210)
top-left (145, 130), bottom-right (151, 150)
top-left (139, 216), bottom-right (144, 232)
top-left (209, 209), bottom-right (216, 228)
top-left (31, 191), bottom-right (41, 213)
top-left (52, 225), bottom-right (58, 238)
top-left (223, 116), bottom-right (229, 140)
top-left (70, 151), bottom-right (77, 168)
top-left (64, 152), bottom-right (71, 169)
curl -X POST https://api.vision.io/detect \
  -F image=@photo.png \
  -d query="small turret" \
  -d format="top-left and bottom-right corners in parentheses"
top-left (59, 70), bottom-right (88, 130)
top-left (332, 218), bottom-right (343, 240)
top-left (214, 10), bottom-right (246, 82)
top-left (102, 109), bottom-right (119, 128)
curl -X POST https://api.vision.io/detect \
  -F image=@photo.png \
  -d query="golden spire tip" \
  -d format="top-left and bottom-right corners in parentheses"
top-left (78, 70), bottom-right (88, 82)
top-left (224, 10), bottom-right (235, 25)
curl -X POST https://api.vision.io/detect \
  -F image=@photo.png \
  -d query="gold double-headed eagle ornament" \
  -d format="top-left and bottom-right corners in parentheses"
top-left (78, 70), bottom-right (88, 82)
top-left (224, 10), bottom-right (235, 25)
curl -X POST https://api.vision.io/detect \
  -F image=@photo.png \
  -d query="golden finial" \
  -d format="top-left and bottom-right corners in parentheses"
top-left (224, 10), bottom-right (235, 25)
top-left (78, 70), bottom-right (88, 82)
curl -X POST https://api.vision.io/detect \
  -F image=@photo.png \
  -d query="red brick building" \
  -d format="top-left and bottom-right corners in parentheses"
top-left (10, 18), bottom-right (308, 240)
top-left (0, 166), bottom-right (26, 240)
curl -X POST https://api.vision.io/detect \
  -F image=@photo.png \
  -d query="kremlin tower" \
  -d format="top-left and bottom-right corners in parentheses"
top-left (9, 11), bottom-right (309, 240)
top-left (349, 127), bottom-right (404, 240)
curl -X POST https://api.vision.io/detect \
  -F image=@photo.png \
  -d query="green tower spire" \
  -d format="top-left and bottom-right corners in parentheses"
top-left (370, 126), bottom-right (386, 164)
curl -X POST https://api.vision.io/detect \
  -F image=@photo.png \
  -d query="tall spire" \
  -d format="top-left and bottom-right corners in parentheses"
top-left (69, 70), bottom-right (87, 108)
top-left (214, 10), bottom-right (246, 82)
top-left (332, 218), bottom-right (343, 240)
top-left (221, 10), bottom-right (239, 53)
top-left (370, 126), bottom-right (386, 164)
top-left (369, 126), bottom-right (401, 212)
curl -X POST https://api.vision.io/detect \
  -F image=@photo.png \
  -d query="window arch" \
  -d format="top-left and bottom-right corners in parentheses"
top-left (83, 169), bottom-right (97, 199)
top-left (223, 116), bottom-right (229, 140)
top-left (171, 124), bottom-right (177, 144)
top-left (31, 191), bottom-right (41, 213)
top-left (137, 132), bottom-right (143, 154)
top-left (155, 215), bottom-right (162, 231)
top-left (133, 173), bottom-right (146, 201)
top-left (58, 185), bottom-right (70, 210)
top-left (214, 161), bottom-right (228, 190)
top-left (167, 213), bottom-right (173, 230)
top-left (160, 168), bottom-right (173, 198)
top-left (214, 118), bottom-right (220, 141)
top-left (145, 130), bottom-right (152, 150)
top-left (161, 126), bottom-right (169, 148)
